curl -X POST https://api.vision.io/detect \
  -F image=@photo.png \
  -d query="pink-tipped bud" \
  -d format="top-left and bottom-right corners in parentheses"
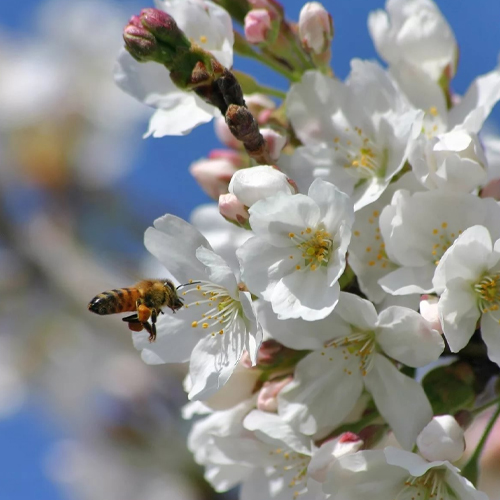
top-left (244, 9), bottom-right (272, 44)
top-left (248, 0), bottom-right (284, 20)
top-left (139, 8), bottom-right (190, 49)
top-left (189, 158), bottom-right (238, 200)
top-left (260, 128), bottom-right (286, 161)
top-left (123, 22), bottom-right (158, 61)
top-left (257, 376), bottom-right (293, 412)
top-left (420, 295), bottom-right (443, 335)
top-left (219, 193), bottom-right (249, 225)
top-left (298, 2), bottom-right (333, 54)
top-left (255, 340), bottom-right (286, 367)
top-left (128, 15), bottom-right (143, 28)
top-left (208, 149), bottom-right (245, 167)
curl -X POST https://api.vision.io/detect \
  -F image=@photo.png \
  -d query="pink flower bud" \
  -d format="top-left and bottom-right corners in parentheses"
top-left (481, 178), bottom-right (500, 200)
top-left (246, 94), bottom-right (275, 118)
top-left (260, 128), bottom-right (286, 161)
top-left (218, 193), bottom-right (249, 225)
top-left (189, 158), bottom-right (238, 200)
top-left (420, 295), bottom-right (443, 335)
top-left (256, 376), bottom-right (292, 412)
top-left (248, 0), bottom-right (284, 19)
top-left (244, 9), bottom-right (272, 44)
top-left (417, 415), bottom-right (465, 463)
top-left (208, 149), bottom-right (244, 167)
top-left (299, 2), bottom-right (333, 54)
top-left (139, 8), bottom-right (190, 49)
top-left (123, 23), bottom-right (158, 60)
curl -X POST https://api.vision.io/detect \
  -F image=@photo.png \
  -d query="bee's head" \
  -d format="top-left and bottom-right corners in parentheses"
top-left (164, 279), bottom-right (184, 310)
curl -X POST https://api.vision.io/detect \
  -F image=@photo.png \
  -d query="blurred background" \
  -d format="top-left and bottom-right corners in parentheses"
top-left (0, 0), bottom-right (499, 499)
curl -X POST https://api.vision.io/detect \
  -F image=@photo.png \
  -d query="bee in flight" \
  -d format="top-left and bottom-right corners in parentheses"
top-left (88, 279), bottom-right (189, 342)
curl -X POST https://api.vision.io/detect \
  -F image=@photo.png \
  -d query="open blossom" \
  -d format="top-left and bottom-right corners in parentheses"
top-left (115, 0), bottom-right (234, 137)
top-left (368, 0), bottom-right (457, 81)
top-left (411, 129), bottom-right (487, 193)
top-left (323, 416), bottom-right (484, 500)
top-left (136, 214), bottom-right (262, 400)
top-left (433, 225), bottom-right (500, 366)
top-left (238, 179), bottom-right (354, 321)
top-left (282, 61), bottom-right (422, 211)
top-left (278, 292), bottom-right (443, 449)
top-left (378, 190), bottom-right (500, 296)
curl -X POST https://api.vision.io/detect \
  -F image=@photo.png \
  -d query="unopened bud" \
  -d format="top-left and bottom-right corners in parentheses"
top-left (229, 165), bottom-right (296, 207)
top-left (419, 295), bottom-right (443, 335)
top-left (244, 9), bottom-right (273, 44)
top-left (123, 23), bottom-right (159, 62)
top-left (139, 8), bottom-right (190, 50)
top-left (299, 2), bottom-right (333, 54)
top-left (256, 376), bottom-right (292, 412)
top-left (260, 128), bottom-right (286, 161)
top-left (218, 193), bottom-right (249, 225)
top-left (254, 339), bottom-right (288, 367)
top-left (248, 0), bottom-right (284, 19)
top-left (208, 149), bottom-right (245, 167)
top-left (417, 415), bottom-right (465, 463)
top-left (245, 94), bottom-right (276, 121)
top-left (189, 158), bottom-right (238, 200)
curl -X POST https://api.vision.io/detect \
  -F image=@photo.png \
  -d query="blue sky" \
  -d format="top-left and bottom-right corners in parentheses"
top-left (0, 0), bottom-right (499, 498)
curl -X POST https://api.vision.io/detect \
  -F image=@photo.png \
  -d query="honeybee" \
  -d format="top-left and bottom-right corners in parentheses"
top-left (88, 279), bottom-right (185, 342)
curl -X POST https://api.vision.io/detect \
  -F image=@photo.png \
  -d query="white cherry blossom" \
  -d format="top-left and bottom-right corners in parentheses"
top-left (433, 225), bottom-right (500, 366)
top-left (137, 214), bottom-right (262, 400)
top-left (278, 292), bottom-right (443, 449)
top-left (323, 447), bottom-right (487, 500)
top-left (283, 61), bottom-right (422, 210)
top-left (411, 129), bottom-right (487, 193)
top-left (368, 0), bottom-right (457, 81)
top-left (238, 178), bottom-right (354, 321)
top-left (379, 190), bottom-right (500, 296)
top-left (115, 0), bottom-right (234, 137)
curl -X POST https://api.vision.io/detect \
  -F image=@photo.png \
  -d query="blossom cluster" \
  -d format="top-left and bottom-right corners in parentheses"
top-left (113, 0), bottom-right (500, 498)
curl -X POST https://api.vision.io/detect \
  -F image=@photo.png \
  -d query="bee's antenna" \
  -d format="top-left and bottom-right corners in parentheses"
top-left (176, 281), bottom-right (201, 290)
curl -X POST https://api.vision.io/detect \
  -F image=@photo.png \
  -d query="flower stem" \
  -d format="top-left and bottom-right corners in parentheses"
top-left (233, 32), bottom-right (299, 82)
top-left (253, 84), bottom-right (287, 99)
top-left (462, 403), bottom-right (500, 485)
top-left (472, 395), bottom-right (500, 417)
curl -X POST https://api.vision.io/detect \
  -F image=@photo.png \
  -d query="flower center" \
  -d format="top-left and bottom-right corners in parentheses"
top-left (289, 226), bottom-right (333, 271)
top-left (324, 330), bottom-right (377, 376)
top-left (332, 127), bottom-right (385, 180)
top-left (183, 281), bottom-right (241, 337)
top-left (429, 222), bottom-right (462, 266)
top-left (422, 106), bottom-right (446, 139)
top-left (475, 273), bottom-right (500, 319)
top-left (269, 447), bottom-right (310, 499)
top-left (396, 468), bottom-right (450, 500)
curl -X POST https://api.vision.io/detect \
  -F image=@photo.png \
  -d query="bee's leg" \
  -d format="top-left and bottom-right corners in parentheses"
top-left (122, 313), bottom-right (139, 323)
top-left (148, 309), bottom-right (158, 342)
top-left (142, 320), bottom-right (155, 343)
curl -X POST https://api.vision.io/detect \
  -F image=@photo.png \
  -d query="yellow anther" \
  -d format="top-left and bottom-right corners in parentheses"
top-left (192, 321), bottom-right (198, 327)
top-left (202, 322), bottom-right (209, 329)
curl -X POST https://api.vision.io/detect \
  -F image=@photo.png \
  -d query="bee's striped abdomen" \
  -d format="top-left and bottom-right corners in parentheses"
top-left (88, 288), bottom-right (141, 315)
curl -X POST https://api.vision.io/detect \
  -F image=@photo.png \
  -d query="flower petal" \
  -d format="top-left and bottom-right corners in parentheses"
top-left (364, 355), bottom-right (432, 450)
top-left (376, 306), bottom-right (444, 366)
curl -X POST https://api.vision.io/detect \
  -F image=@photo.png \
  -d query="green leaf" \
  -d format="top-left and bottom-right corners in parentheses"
top-left (422, 361), bottom-right (475, 415)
